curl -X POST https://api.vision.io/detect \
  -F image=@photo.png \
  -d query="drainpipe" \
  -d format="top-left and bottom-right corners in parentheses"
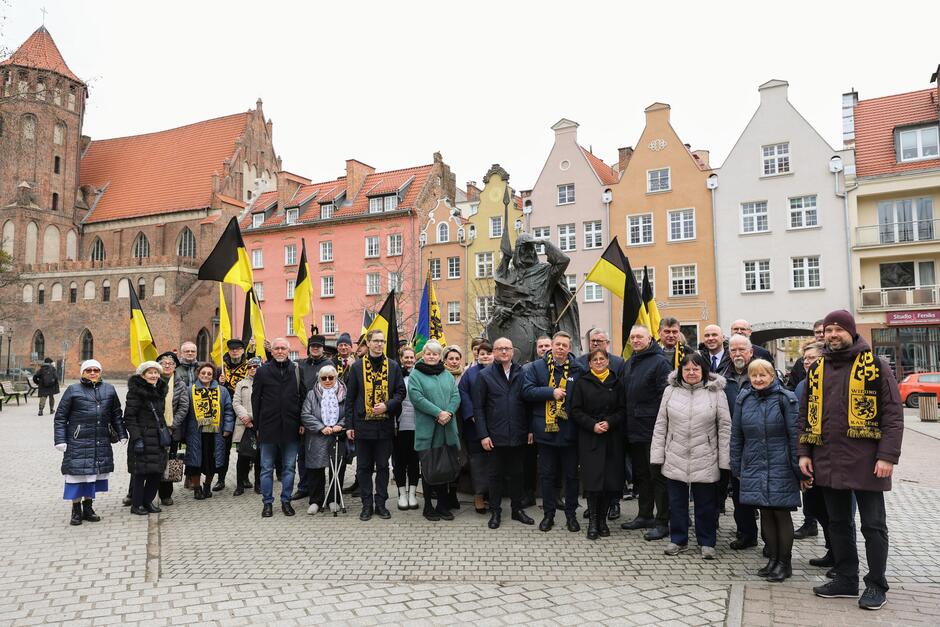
top-left (831, 157), bottom-right (858, 314)
top-left (707, 174), bottom-right (720, 326)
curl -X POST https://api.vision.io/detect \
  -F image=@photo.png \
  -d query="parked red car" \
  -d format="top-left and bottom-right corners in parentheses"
top-left (899, 372), bottom-right (940, 408)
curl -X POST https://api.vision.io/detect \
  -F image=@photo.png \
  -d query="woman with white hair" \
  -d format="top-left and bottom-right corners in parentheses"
top-left (300, 364), bottom-right (347, 514)
top-left (123, 360), bottom-right (170, 515)
top-left (54, 359), bottom-right (127, 526)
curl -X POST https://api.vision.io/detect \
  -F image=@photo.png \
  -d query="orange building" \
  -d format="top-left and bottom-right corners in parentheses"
top-left (608, 103), bottom-right (716, 350)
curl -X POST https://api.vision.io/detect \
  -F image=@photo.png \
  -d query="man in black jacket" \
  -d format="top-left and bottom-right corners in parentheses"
top-left (251, 337), bottom-right (307, 518)
top-left (472, 337), bottom-right (535, 529)
top-left (577, 328), bottom-right (626, 377)
top-left (292, 332), bottom-right (334, 501)
top-left (345, 329), bottom-right (406, 521)
top-left (730, 319), bottom-right (774, 363)
top-left (620, 325), bottom-right (672, 540)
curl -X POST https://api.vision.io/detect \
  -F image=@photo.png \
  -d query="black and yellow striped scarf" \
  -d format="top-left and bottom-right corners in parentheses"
top-left (544, 355), bottom-right (570, 433)
top-left (363, 356), bottom-right (389, 421)
top-left (801, 350), bottom-right (882, 445)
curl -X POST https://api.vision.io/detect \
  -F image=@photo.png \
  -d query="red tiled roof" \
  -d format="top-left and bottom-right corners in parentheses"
top-left (0, 26), bottom-right (82, 83)
top-left (249, 191), bottom-right (278, 214)
top-left (580, 146), bottom-right (620, 185)
top-left (80, 112), bottom-right (249, 223)
top-left (855, 87), bottom-right (940, 177)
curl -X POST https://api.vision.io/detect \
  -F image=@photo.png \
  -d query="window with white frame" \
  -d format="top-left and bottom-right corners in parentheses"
top-left (365, 236), bottom-right (379, 258)
top-left (633, 267), bottom-right (655, 297)
top-left (668, 208), bottom-right (695, 241)
top-left (789, 195), bottom-right (819, 229)
top-left (741, 201), bottom-right (769, 233)
top-left (557, 183), bottom-right (575, 205)
top-left (388, 272), bottom-right (403, 292)
top-left (366, 273), bottom-right (381, 295)
top-left (320, 203), bottom-right (334, 219)
top-left (476, 296), bottom-right (496, 322)
top-left (447, 301), bottom-right (460, 324)
top-left (898, 126), bottom-right (939, 162)
top-left (387, 233), bottom-right (403, 256)
top-left (251, 249), bottom-right (263, 269)
top-left (322, 314), bottom-right (336, 334)
top-left (583, 220), bottom-right (603, 249)
top-left (384, 195), bottom-right (399, 212)
top-left (476, 252), bottom-right (494, 278)
top-left (447, 256), bottom-right (460, 279)
top-left (762, 142), bottom-right (790, 175)
top-left (743, 260), bottom-right (772, 292)
top-left (286, 316), bottom-right (295, 337)
top-left (285, 208), bottom-right (299, 224)
top-left (533, 226), bottom-right (550, 253)
top-left (647, 168), bottom-right (670, 192)
top-left (253, 282), bottom-right (264, 301)
top-left (252, 213), bottom-right (264, 228)
top-left (320, 241), bottom-right (333, 262)
top-left (429, 258), bottom-right (441, 280)
top-left (289, 350), bottom-right (299, 361)
top-left (437, 222), bottom-right (450, 243)
top-left (877, 198), bottom-right (934, 244)
top-left (628, 214), bottom-right (654, 245)
top-left (669, 265), bottom-right (697, 296)
top-left (321, 275), bottom-right (334, 297)
top-left (284, 244), bottom-right (297, 265)
top-left (286, 279), bottom-right (295, 299)
top-left (559, 223), bottom-right (576, 251)
top-left (489, 216), bottom-right (502, 239)
top-left (792, 256), bottom-right (821, 289)
top-left (368, 197), bottom-right (383, 214)
top-left (584, 280), bottom-right (604, 302)
top-left (565, 274), bottom-right (577, 294)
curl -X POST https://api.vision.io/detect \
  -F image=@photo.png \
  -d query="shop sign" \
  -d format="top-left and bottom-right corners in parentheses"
top-left (886, 310), bottom-right (940, 325)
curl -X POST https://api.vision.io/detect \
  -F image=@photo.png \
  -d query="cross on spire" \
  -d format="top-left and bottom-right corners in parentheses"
top-left (40, 6), bottom-right (48, 26)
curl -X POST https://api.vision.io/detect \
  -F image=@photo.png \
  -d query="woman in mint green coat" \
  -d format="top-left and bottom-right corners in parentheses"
top-left (409, 340), bottom-right (461, 521)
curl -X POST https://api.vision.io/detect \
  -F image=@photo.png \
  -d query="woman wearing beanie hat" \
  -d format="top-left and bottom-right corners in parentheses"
top-left (123, 361), bottom-right (170, 515)
top-left (53, 360), bottom-right (127, 526)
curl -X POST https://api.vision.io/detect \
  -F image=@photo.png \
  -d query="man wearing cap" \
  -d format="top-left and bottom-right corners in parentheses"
top-left (213, 338), bottom-right (252, 492)
top-left (798, 310), bottom-right (903, 610)
top-left (293, 332), bottom-right (334, 501)
top-left (334, 332), bottom-right (356, 383)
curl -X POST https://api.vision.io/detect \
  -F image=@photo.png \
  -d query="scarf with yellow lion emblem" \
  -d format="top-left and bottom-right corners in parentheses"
top-left (801, 349), bottom-right (882, 445)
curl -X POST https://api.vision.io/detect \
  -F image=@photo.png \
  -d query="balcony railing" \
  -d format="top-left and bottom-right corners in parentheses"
top-left (858, 285), bottom-right (940, 310)
top-left (855, 218), bottom-right (938, 247)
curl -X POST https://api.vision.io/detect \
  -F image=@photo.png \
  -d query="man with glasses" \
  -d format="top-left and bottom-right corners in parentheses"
top-left (177, 341), bottom-right (199, 387)
top-left (577, 329), bottom-right (625, 377)
top-left (730, 319), bottom-right (773, 363)
top-left (345, 329), bottom-right (406, 521)
top-left (787, 320), bottom-right (825, 391)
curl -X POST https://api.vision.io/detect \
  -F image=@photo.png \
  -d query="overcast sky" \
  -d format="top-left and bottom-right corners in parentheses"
top-left (5, 1), bottom-right (939, 190)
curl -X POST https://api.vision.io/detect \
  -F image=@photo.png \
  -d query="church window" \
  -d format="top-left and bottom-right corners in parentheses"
top-left (83, 281), bottom-right (95, 300)
top-left (50, 283), bottom-right (62, 301)
top-left (80, 329), bottom-right (94, 360)
top-left (137, 278), bottom-right (147, 300)
top-left (90, 237), bottom-right (106, 261)
top-left (32, 330), bottom-right (45, 361)
top-left (117, 278), bottom-right (130, 299)
top-left (21, 114), bottom-right (36, 141)
top-left (101, 280), bottom-right (111, 302)
top-left (196, 328), bottom-right (211, 362)
top-left (53, 122), bottom-right (65, 145)
top-left (36, 79), bottom-right (45, 101)
top-left (177, 227), bottom-right (196, 258)
top-left (67, 86), bottom-right (76, 111)
top-left (51, 193), bottom-right (58, 210)
top-left (37, 284), bottom-right (45, 304)
top-left (153, 277), bottom-right (166, 297)
top-left (69, 282), bottom-right (77, 303)
top-left (132, 233), bottom-right (150, 258)
top-left (54, 156), bottom-right (61, 174)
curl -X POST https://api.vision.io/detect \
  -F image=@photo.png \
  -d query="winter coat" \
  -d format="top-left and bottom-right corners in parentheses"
top-left (731, 381), bottom-right (802, 508)
top-left (471, 361), bottom-right (529, 448)
top-left (796, 336), bottom-right (904, 492)
top-left (176, 360), bottom-right (199, 388)
top-left (576, 352), bottom-right (626, 378)
top-left (251, 359), bottom-right (306, 446)
top-left (33, 363), bottom-right (60, 396)
top-left (123, 375), bottom-right (170, 476)
top-left (523, 355), bottom-right (586, 447)
top-left (344, 355), bottom-right (406, 440)
top-left (622, 343), bottom-right (672, 444)
top-left (182, 380), bottom-right (235, 470)
top-left (232, 375), bottom-right (254, 443)
top-left (301, 381), bottom-right (347, 469)
top-left (167, 374), bottom-right (190, 433)
top-left (650, 371), bottom-right (731, 485)
top-left (409, 363), bottom-right (461, 452)
top-left (53, 379), bottom-right (125, 476)
top-left (398, 371), bottom-right (416, 431)
top-left (569, 369), bottom-right (626, 492)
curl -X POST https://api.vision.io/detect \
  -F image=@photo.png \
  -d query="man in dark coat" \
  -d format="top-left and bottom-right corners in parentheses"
top-left (176, 341), bottom-right (199, 388)
top-left (730, 319), bottom-right (774, 363)
top-left (292, 332), bottom-right (334, 501)
top-left (34, 357), bottom-right (60, 416)
top-left (523, 331), bottom-right (585, 532)
top-left (723, 334), bottom-right (760, 550)
top-left (577, 328), bottom-right (626, 377)
top-left (658, 317), bottom-right (694, 371)
top-left (472, 336), bottom-right (534, 529)
top-left (798, 310), bottom-right (903, 610)
top-left (699, 325), bottom-right (731, 376)
top-left (620, 325), bottom-right (672, 540)
top-left (333, 332), bottom-right (356, 383)
top-left (345, 329), bottom-right (406, 521)
top-left (251, 337), bottom-right (307, 518)
top-left (787, 320), bottom-right (825, 392)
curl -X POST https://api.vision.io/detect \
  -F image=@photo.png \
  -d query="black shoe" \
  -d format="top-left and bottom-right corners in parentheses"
top-left (81, 500), bottom-right (101, 522)
top-left (281, 502), bottom-right (296, 516)
top-left (161, 497), bottom-right (173, 506)
top-left (608, 502), bottom-right (621, 520)
top-left (762, 544), bottom-right (771, 558)
top-left (766, 560), bottom-right (790, 582)
top-left (643, 526), bottom-right (668, 541)
top-left (262, 504), bottom-right (273, 518)
top-left (436, 507), bottom-right (454, 521)
top-left (512, 509), bottom-right (534, 525)
top-left (241, 480), bottom-right (253, 489)
top-left (193, 488), bottom-right (205, 500)
top-left (566, 514), bottom-right (581, 533)
top-left (488, 511), bottom-right (501, 529)
top-left (586, 499), bottom-right (599, 540)
top-left (813, 579), bottom-right (858, 598)
top-left (858, 586), bottom-right (887, 610)
top-left (202, 484), bottom-right (213, 499)
top-left (598, 517), bottom-right (611, 538)
top-left (539, 515), bottom-right (554, 532)
top-left (70, 503), bottom-right (82, 526)
top-left (122, 496), bottom-right (132, 507)
top-left (423, 508), bottom-right (440, 522)
top-left (145, 503), bottom-right (162, 514)
top-left (38, 410), bottom-right (43, 416)
top-left (212, 479), bottom-right (225, 492)
top-left (130, 505), bottom-right (149, 515)
top-left (375, 503), bottom-right (391, 519)
top-left (810, 551), bottom-right (835, 567)
top-left (729, 538), bottom-right (758, 550)
top-left (794, 521), bottom-right (818, 539)
top-left (757, 558), bottom-right (776, 577)
top-left (291, 491), bottom-right (309, 502)
top-left (621, 516), bottom-right (655, 530)
top-left (233, 486), bottom-right (244, 496)
top-left (359, 505), bottom-right (374, 521)
top-left (254, 486), bottom-right (261, 495)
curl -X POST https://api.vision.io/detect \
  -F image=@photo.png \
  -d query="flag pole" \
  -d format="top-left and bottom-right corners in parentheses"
top-left (553, 276), bottom-right (589, 325)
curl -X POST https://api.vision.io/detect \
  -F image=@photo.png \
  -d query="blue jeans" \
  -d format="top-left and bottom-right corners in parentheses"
top-left (260, 440), bottom-right (299, 506)
top-left (667, 479), bottom-right (718, 547)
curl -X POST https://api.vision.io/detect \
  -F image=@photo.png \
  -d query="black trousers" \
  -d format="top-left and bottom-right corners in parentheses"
top-left (802, 485), bottom-right (830, 549)
top-left (217, 432), bottom-right (233, 481)
top-left (236, 453), bottom-right (261, 487)
top-left (538, 443), bottom-right (578, 517)
top-left (132, 473), bottom-right (161, 508)
top-left (629, 442), bottom-right (669, 526)
top-left (486, 445), bottom-right (524, 513)
top-left (356, 437), bottom-right (393, 506)
top-left (823, 487), bottom-right (889, 591)
top-left (158, 443), bottom-right (179, 500)
top-left (731, 476), bottom-right (758, 542)
top-left (760, 508), bottom-right (794, 561)
top-left (392, 430), bottom-right (420, 486)
top-left (523, 443), bottom-right (538, 497)
top-left (296, 442), bottom-right (308, 493)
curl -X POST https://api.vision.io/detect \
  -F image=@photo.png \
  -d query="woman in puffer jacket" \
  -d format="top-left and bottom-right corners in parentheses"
top-left (731, 358), bottom-right (802, 583)
top-left (123, 361), bottom-right (169, 515)
top-left (650, 352), bottom-right (731, 560)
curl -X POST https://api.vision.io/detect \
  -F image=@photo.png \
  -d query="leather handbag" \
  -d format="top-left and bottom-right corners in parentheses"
top-left (150, 403), bottom-right (173, 448)
top-left (237, 428), bottom-right (258, 458)
top-left (418, 423), bottom-right (461, 485)
top-left (163, 456), bottom-right (184, 482)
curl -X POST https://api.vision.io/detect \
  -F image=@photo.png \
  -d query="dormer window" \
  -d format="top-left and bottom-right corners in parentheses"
top-left (252, 213), bottom-right (264, 228)
top-left (898, 125), bottom-right (939, 162)
top-left (285, 208), bottom-right (299, 224)
top-left (369, 195), bottom-right (398, 213)
top-left (320, 203), bottom-right (334, 219)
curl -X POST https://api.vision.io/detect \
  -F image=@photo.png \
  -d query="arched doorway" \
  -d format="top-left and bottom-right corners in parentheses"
top-left (31, 330), bottom-right (45, 362)
top-left (80, 329), bottom-right (94, 361)
top-left (196, 328), bottom-right (211, 362)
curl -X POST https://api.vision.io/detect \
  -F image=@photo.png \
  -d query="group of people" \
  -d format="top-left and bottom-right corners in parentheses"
top-left (51, 309), bottom-right (903, 612)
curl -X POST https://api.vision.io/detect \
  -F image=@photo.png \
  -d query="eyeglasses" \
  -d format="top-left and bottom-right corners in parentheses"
top-left (494, 347), bottom-right (513, 352)
top-left (320, 376), bottom-right (335, 381)
top-left (84, 368), bottom-right (101, 373)
top-left (248, 365), bottom-right (259, 369)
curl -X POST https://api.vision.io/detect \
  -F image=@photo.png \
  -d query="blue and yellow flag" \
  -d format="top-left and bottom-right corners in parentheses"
top-left (414, 270), bottom-right (446, 352)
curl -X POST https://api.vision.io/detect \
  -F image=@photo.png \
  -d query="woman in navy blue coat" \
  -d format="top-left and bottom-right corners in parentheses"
top-left (731, 359), bottom-right (803, 583)
top-left (181, 363), bottom-right (235, 500)
top-left (53, 359), bottom-right (126, 526)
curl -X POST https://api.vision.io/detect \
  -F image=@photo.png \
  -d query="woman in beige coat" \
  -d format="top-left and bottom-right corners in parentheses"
top-left (650, 352), bottom-right (731, 560)
top-left (232, 357), bottom-right (261, 495)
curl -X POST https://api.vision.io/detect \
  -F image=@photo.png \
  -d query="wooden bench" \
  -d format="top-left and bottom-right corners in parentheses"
top-left (0, 382), bottom-right (27, 406)
top-left (24, 379), bottom-right (39, 397)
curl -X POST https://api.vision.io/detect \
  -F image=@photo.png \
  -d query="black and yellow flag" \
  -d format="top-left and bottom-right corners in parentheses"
top-left (642, 266), bottom-right (661, 342)
top-left (586, 237), bottom-right (627, 299)
top-left (292, 239), bottom-right (313, 347)
top-left (210, 284), bottom-right (231, 367)
top-left (621, 255), bottom-right (651, 360)
top-left (129, 284), bottom-right (158, 367)
top-left (248, 288), bottom-right (267, 361)
top-left (365, 290), bottom-right (400, 361)
top-left (197, 217), bottom-right (254, 292)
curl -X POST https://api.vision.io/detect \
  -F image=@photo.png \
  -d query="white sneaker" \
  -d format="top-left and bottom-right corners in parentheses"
top-left (701, 546), bottom-right (717, 560)
top-left (306, 503), bottom-right (319, 515)
top-left (664, 542), bottom-right (688, 556)
top-left (408, 485), bottom-right (418, 509)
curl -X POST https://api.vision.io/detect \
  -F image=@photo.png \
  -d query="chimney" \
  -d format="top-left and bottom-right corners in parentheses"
top-left (466, 181), bottom-right (480, 202)
top-left (842, 90), bottom-right (859, 149)
top-left (345, 159), bottom-right (375, 199)
top-left (617, 147), bottom-right (634, 173)
top-left (692, 150), bottom-right (710, 167)
top-left (276, 171), bottom-right (305, 212)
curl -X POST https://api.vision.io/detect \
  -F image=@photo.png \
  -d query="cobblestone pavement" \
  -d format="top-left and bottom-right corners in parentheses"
top-left (2, 385), bottom-right (939, 625)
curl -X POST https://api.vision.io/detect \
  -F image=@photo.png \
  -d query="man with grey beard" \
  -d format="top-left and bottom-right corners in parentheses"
top-left (725, 333), bottom-right (761, 551)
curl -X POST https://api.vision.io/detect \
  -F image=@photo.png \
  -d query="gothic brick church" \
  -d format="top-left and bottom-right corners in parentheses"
top-left (0, 26), bottom-right (280, 375)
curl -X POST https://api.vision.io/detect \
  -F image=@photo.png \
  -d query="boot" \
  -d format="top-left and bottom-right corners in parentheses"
top-left (586, 497), bottom-right (599, 540)
top-left (757, 557), bottom-right (776, 577)
top-left (408, 485), bottom-right (419, 509)
top-left (70, 502), bottom-right (82, 526)
top-left (398, 485), bottom-right (409, 511)
top-left (766, 558), bottom-right (789, 582)
top-left (423, 498), bottom-right (440, 521)
top-left (194, 485), bottom-right (205, 500)
top-left (38, 410), bottom-right (43, 416)
top-left (597, 510), bottom-right (611, 538)
top-left (82, 499), bottom-right (101, 522)
top-left (203, 482), bottom-right (213, 498)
